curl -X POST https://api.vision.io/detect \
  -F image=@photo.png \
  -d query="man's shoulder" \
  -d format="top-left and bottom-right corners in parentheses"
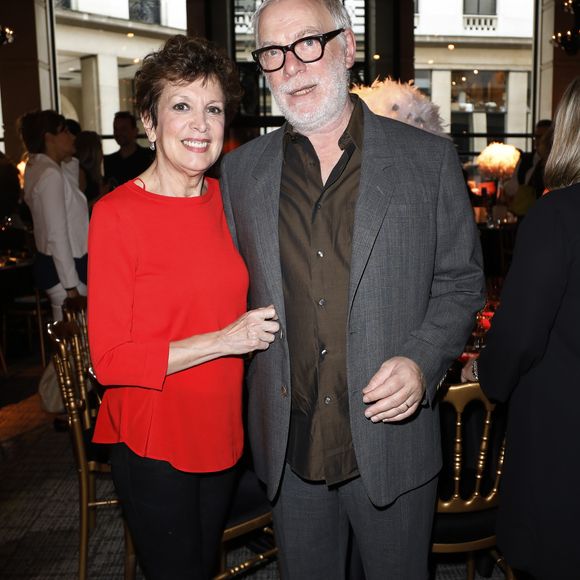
top-left (225, 128), bottom-right (284, 165)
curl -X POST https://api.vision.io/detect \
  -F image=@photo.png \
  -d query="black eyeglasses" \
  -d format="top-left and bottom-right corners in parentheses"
top-left (252, 28), bottom-right (345, 73)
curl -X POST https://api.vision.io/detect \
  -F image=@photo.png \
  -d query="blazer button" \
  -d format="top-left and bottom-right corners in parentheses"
top-left (279, 328), bottom-right (285, 340)
top-left (280, 385), bottom-right (288, 398)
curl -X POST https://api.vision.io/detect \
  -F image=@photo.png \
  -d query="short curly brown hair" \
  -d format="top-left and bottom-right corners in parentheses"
top-left (135, 35), bottom-right (243, 129)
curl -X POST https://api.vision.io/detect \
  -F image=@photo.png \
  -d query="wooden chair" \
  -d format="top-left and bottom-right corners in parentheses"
top-left (432, 381), bottom-right (514, 580)
top-left (48, 320), bottom-right (136, 580)
top-left (215, 467), bottom-right (277, 579)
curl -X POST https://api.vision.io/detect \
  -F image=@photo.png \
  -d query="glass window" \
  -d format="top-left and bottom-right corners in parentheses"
top-left (464, 0), bottom-right (497, 15)
top-left (414, 70), bottom-right (431, 98)
top-left (451, 70), bottom-right (506, 113)
top-left (129, 0), bottom-right (161, 25)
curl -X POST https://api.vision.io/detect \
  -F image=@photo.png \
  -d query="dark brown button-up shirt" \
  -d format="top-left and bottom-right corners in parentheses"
top-left (279, 96), bottom-right (364, 485)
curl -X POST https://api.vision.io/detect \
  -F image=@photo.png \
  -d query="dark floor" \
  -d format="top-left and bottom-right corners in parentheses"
top-left (0, 341), bottom-right (505, 579)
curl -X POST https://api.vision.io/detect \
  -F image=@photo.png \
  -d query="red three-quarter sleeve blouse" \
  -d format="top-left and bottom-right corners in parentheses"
top-left (88, 177), bottom-right (249, 473)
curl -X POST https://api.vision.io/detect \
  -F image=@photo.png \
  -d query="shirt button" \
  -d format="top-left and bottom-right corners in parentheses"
top-left (318, 298), bottom-right (326, 307)
top-left (280, 385), bottom-right (288, 398)
top-left (316, 203), bottom-right (322, 209)
top-left (324, 395), bottom-right (332, 405)
top-left (320, 347), bottom-right (328, 358)
top-left (317, 250), bottom-right (324, 258)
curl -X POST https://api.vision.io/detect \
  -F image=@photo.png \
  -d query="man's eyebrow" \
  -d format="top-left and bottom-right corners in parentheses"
top-left (258, 28), bottom-right (322, 48)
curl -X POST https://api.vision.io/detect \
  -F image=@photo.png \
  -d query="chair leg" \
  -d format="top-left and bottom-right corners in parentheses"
top-left (467, 552), bottom-right (476, 580)
top-left (124, 519), bottom-right (137, 580)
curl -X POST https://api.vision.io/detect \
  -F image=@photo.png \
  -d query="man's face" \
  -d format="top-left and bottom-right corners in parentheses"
top-left (113, 117), bottom-right (138, 147)
top-left (257, 0), bottom-right (355, 135)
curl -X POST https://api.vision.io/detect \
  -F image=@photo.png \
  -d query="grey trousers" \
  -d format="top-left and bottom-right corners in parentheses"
top-left (272, 465), bottom-right (437, 580)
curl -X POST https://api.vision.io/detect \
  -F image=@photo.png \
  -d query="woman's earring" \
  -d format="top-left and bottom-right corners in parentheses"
top-left (149, 140), bottom-right (156, 151)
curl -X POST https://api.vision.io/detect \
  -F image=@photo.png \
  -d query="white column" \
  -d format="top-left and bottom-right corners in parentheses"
top-left (506, 71), bottom-right (529, 150)
top-left (431, 70), bottom-right (452, 133)
top-left (537, 0), bottom-right (555, 120)
top-left (80, 54), bottom-right (119, 153)
top-left (472, 111), bottom-right (487, 154)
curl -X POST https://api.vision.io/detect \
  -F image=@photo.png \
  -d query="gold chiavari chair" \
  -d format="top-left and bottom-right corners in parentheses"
top-left (48, 320), bottom-right (136, 580)
top-left (432, 381), bottom-right (514, 580)
top-left (215, 467), bottom-right (277, 579)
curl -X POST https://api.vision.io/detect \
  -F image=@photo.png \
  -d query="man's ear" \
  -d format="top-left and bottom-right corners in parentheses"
top-left (344, 28), bottom-right (356, 69)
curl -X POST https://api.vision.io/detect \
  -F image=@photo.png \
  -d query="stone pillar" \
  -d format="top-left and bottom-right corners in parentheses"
top-left (506, 71), bottom-right (529, 150)
top-left (431, 70), bottom-right (452, 133)
top-left (80, 54), bottom-right (120, 153)
top-left (472, 111), bottom-right (488, 154)
top-left (0, 0), bottom-right (58, 161)
top-left (537, 0), bottom-right (555, 120)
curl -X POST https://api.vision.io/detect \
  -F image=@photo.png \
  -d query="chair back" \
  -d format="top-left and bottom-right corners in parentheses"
top-left (62, 295), bottom-right (90, 370)
top-left (437, 381), bottom-right (506, 514)
top-left (49, 320), bottom-right (93, 469)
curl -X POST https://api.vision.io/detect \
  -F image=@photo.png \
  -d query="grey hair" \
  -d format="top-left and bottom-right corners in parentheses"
top-left (252, 0), bottom-right (352, 47)
top-left (544, 76), bottom-right (580, 191)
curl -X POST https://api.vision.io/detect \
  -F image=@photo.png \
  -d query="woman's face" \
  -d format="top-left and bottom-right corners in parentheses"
top-left (46, 126), bottom-right (76, 163)
top-left (147, 76), bottom-right (226, 178)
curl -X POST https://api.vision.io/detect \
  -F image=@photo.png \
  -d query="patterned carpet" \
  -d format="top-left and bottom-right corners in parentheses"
top-left (0, 387), bottom-right (505, 579)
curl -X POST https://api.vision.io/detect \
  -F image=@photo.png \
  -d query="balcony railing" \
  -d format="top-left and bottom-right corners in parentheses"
top-left (463, 15), bottom-right (497, 31)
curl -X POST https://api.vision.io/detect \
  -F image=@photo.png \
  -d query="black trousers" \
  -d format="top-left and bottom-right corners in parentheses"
top-left (110, 443), bottom-right (238, 580)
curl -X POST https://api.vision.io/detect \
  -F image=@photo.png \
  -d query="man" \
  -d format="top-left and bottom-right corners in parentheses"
top-left (103, 111), bottom-right (153, 188)
top-left (503, 119), bottom-right (553, 214)
top-left (220, 1), bottom-right (485, 577)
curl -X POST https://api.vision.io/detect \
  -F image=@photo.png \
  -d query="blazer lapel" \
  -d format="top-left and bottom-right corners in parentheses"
top-left (250, 130), bottom-right (287, 326)
top-left (349, 107), bottom-right (397, 311)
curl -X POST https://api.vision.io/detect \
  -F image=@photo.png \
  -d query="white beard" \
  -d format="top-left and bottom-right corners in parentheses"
top-left (268, 55), bottom-right (351, 135)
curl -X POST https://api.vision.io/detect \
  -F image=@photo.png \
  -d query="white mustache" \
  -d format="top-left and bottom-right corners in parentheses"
top-left (277, 77), bottom-right (320, 95)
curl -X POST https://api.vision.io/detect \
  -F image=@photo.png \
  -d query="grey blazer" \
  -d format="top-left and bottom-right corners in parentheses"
top-left (220, 102), bottom-right (485, 506)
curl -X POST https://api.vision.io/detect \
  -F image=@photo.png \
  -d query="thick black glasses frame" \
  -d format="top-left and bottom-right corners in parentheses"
top-left (252, 28), bottom-right (345, 73)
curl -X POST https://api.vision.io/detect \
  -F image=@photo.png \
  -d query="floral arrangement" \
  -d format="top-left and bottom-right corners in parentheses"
top-left (351, 77), bottom-right (447, 136)
top-left (476, 142), bottom-right (521, 180)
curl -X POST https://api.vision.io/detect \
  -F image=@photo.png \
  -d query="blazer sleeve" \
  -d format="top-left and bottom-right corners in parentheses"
top-left (478, 198), bottom-right (568, 402)
top-left (399, 139), bottom-right (485, 400)
top-left (87, 199), bottom-right (168, 389)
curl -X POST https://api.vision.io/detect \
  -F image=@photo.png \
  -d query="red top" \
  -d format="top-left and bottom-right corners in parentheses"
top-left (88, 178), bottom-right (248, 473)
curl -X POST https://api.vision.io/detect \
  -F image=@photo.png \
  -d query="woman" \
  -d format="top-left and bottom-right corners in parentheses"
top-left (19, 110), bottom-right (88, 321)
top-left (75, 130), bottom-right (107, 205)
top-left (462, 76), bottom-right (580, 579)
top-left (88, 35), bottom-right (279, 579)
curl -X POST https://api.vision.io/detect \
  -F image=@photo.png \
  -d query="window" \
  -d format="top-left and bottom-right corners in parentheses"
top-left (129, 0), bottom-right (161, 25)
top-left (464, 0), bottom-right (496, 15)
top-left (414, 0), bottom-right (419, 14)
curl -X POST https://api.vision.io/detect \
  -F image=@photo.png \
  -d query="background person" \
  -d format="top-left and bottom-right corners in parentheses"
top-left (19, 109), bottom-right (88, 320)
top-left (75, 130), bottom-right (107, 205)
top-left (220, 1), bottom-right (485, 578)
top-left (462, 76), bottom-right (580, 580)
top-left (103, 111), bottom-right (154, 189)
top-left (88, 35), bottom-right (279, 580)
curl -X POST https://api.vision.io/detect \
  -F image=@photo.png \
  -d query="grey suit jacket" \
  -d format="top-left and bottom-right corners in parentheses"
top-left (220, 102), bottom-right (485, 506)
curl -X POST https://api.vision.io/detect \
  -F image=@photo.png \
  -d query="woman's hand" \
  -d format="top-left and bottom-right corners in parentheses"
top-left (166, 305), bottom-right (280, 376)
top-left (66, 287), bottom-right (80, 299)
top-left (218, 305), bottom-right (279, 355)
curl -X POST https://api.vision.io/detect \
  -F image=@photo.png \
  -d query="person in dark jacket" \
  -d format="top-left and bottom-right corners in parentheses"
top-left (462, 76), bottom-right (580, 580)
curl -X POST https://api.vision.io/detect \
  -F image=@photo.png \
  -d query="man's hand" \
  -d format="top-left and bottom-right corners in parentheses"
top-left (362, 356), bottom-right (425, 422)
